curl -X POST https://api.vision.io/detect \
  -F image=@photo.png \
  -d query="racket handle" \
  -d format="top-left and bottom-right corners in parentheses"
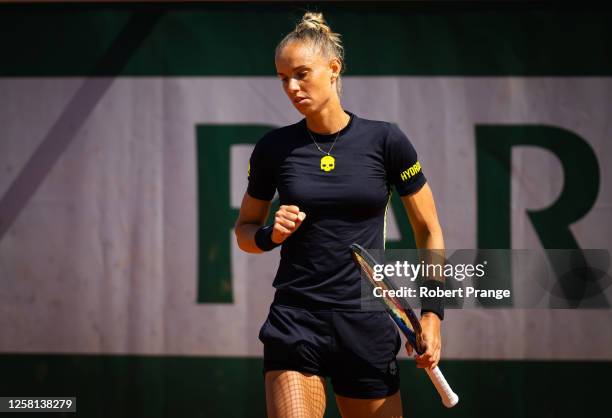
top-left (424, 366), bottom-right (459, 408)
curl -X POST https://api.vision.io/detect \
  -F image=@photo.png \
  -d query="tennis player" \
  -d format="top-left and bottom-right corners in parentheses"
top-left (235, 12), bottom-right (445, 418)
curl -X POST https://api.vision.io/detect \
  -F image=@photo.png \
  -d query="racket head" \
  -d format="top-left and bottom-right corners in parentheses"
top-left (350, 243), bottom-right (426, 355)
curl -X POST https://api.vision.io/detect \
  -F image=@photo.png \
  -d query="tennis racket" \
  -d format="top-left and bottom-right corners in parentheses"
top-left (350, 243), bottom-right (459, 408)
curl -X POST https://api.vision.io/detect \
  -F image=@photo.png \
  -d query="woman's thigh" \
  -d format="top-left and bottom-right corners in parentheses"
top-left (265, 370), bottom-right (327, 418)
top-left (335, 390), bottom-right (403, 418)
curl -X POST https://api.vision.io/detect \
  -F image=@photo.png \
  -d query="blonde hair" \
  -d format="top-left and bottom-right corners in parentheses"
top-left (276, 12), bottom-right (345, 95)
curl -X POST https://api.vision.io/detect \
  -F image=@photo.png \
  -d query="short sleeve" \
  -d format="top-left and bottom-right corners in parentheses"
top-left (247, 137), bottom-right (277, 201)
top-left (384, 123), bottom-right (427, 196)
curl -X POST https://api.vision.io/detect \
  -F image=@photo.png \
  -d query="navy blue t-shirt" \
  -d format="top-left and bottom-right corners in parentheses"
top-left (247, 111), bottom-right (426, 308)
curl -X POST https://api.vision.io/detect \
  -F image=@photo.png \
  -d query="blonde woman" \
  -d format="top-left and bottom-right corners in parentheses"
top-left (235, 12), bottom-right (444, 418)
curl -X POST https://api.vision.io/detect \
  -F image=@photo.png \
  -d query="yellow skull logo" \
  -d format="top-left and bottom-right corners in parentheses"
top-left (320, 155), bottom-right (335, 172)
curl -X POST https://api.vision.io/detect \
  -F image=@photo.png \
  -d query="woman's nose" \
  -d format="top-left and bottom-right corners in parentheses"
top-left (287, 78), bottom-right (300, 92)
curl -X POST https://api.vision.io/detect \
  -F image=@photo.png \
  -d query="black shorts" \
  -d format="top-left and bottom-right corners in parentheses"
top-left (259, 299), bottom-right (402, 399)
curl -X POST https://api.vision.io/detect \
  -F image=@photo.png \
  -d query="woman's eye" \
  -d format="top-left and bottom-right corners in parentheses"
top-left (297, 72), bottom-right (308, 79)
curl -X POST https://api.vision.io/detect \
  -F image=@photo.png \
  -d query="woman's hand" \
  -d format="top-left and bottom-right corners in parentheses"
top-left (271, 205), bottom-right (306, 244)
top-left (405, 312), bottom-right (442, 370)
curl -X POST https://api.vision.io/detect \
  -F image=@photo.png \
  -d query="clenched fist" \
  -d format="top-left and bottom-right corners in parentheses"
top-left (271, 205), bottom-right (306, 244)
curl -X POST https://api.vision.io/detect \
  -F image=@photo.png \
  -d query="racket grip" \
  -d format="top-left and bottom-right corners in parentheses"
top-left (424, 366), bottom-right (459, 408)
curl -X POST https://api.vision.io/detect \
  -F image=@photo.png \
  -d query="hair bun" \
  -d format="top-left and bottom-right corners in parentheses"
top-left (297, 12), bottom-right (331, 33)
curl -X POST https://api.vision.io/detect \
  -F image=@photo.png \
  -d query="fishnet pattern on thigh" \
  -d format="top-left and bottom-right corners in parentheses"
top-left (266, 371), bottom-right (327, 418)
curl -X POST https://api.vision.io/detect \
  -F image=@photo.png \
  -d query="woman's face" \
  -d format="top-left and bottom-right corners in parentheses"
top-left (275, 41), bottom-right (339, 116)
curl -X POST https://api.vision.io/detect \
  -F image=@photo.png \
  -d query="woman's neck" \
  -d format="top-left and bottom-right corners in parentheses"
top-left (305, 102), bottom-right (350, 134)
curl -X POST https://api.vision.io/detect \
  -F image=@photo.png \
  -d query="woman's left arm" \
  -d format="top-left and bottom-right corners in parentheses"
top-left (401, 182), bottom-right (444, 370)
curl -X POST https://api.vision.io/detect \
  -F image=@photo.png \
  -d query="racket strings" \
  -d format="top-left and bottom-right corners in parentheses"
top-left (266, 371), bottom-right (326, 418)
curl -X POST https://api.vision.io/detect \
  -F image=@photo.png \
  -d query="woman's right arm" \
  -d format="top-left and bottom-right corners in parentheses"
top-left (234, 193), bottom-right (273, 253)
top-left (234, 193), bottom-right (307, 253)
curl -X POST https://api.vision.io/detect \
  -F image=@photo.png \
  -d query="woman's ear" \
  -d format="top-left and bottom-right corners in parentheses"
top-left (329, 57), bottom-right (341, 81)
